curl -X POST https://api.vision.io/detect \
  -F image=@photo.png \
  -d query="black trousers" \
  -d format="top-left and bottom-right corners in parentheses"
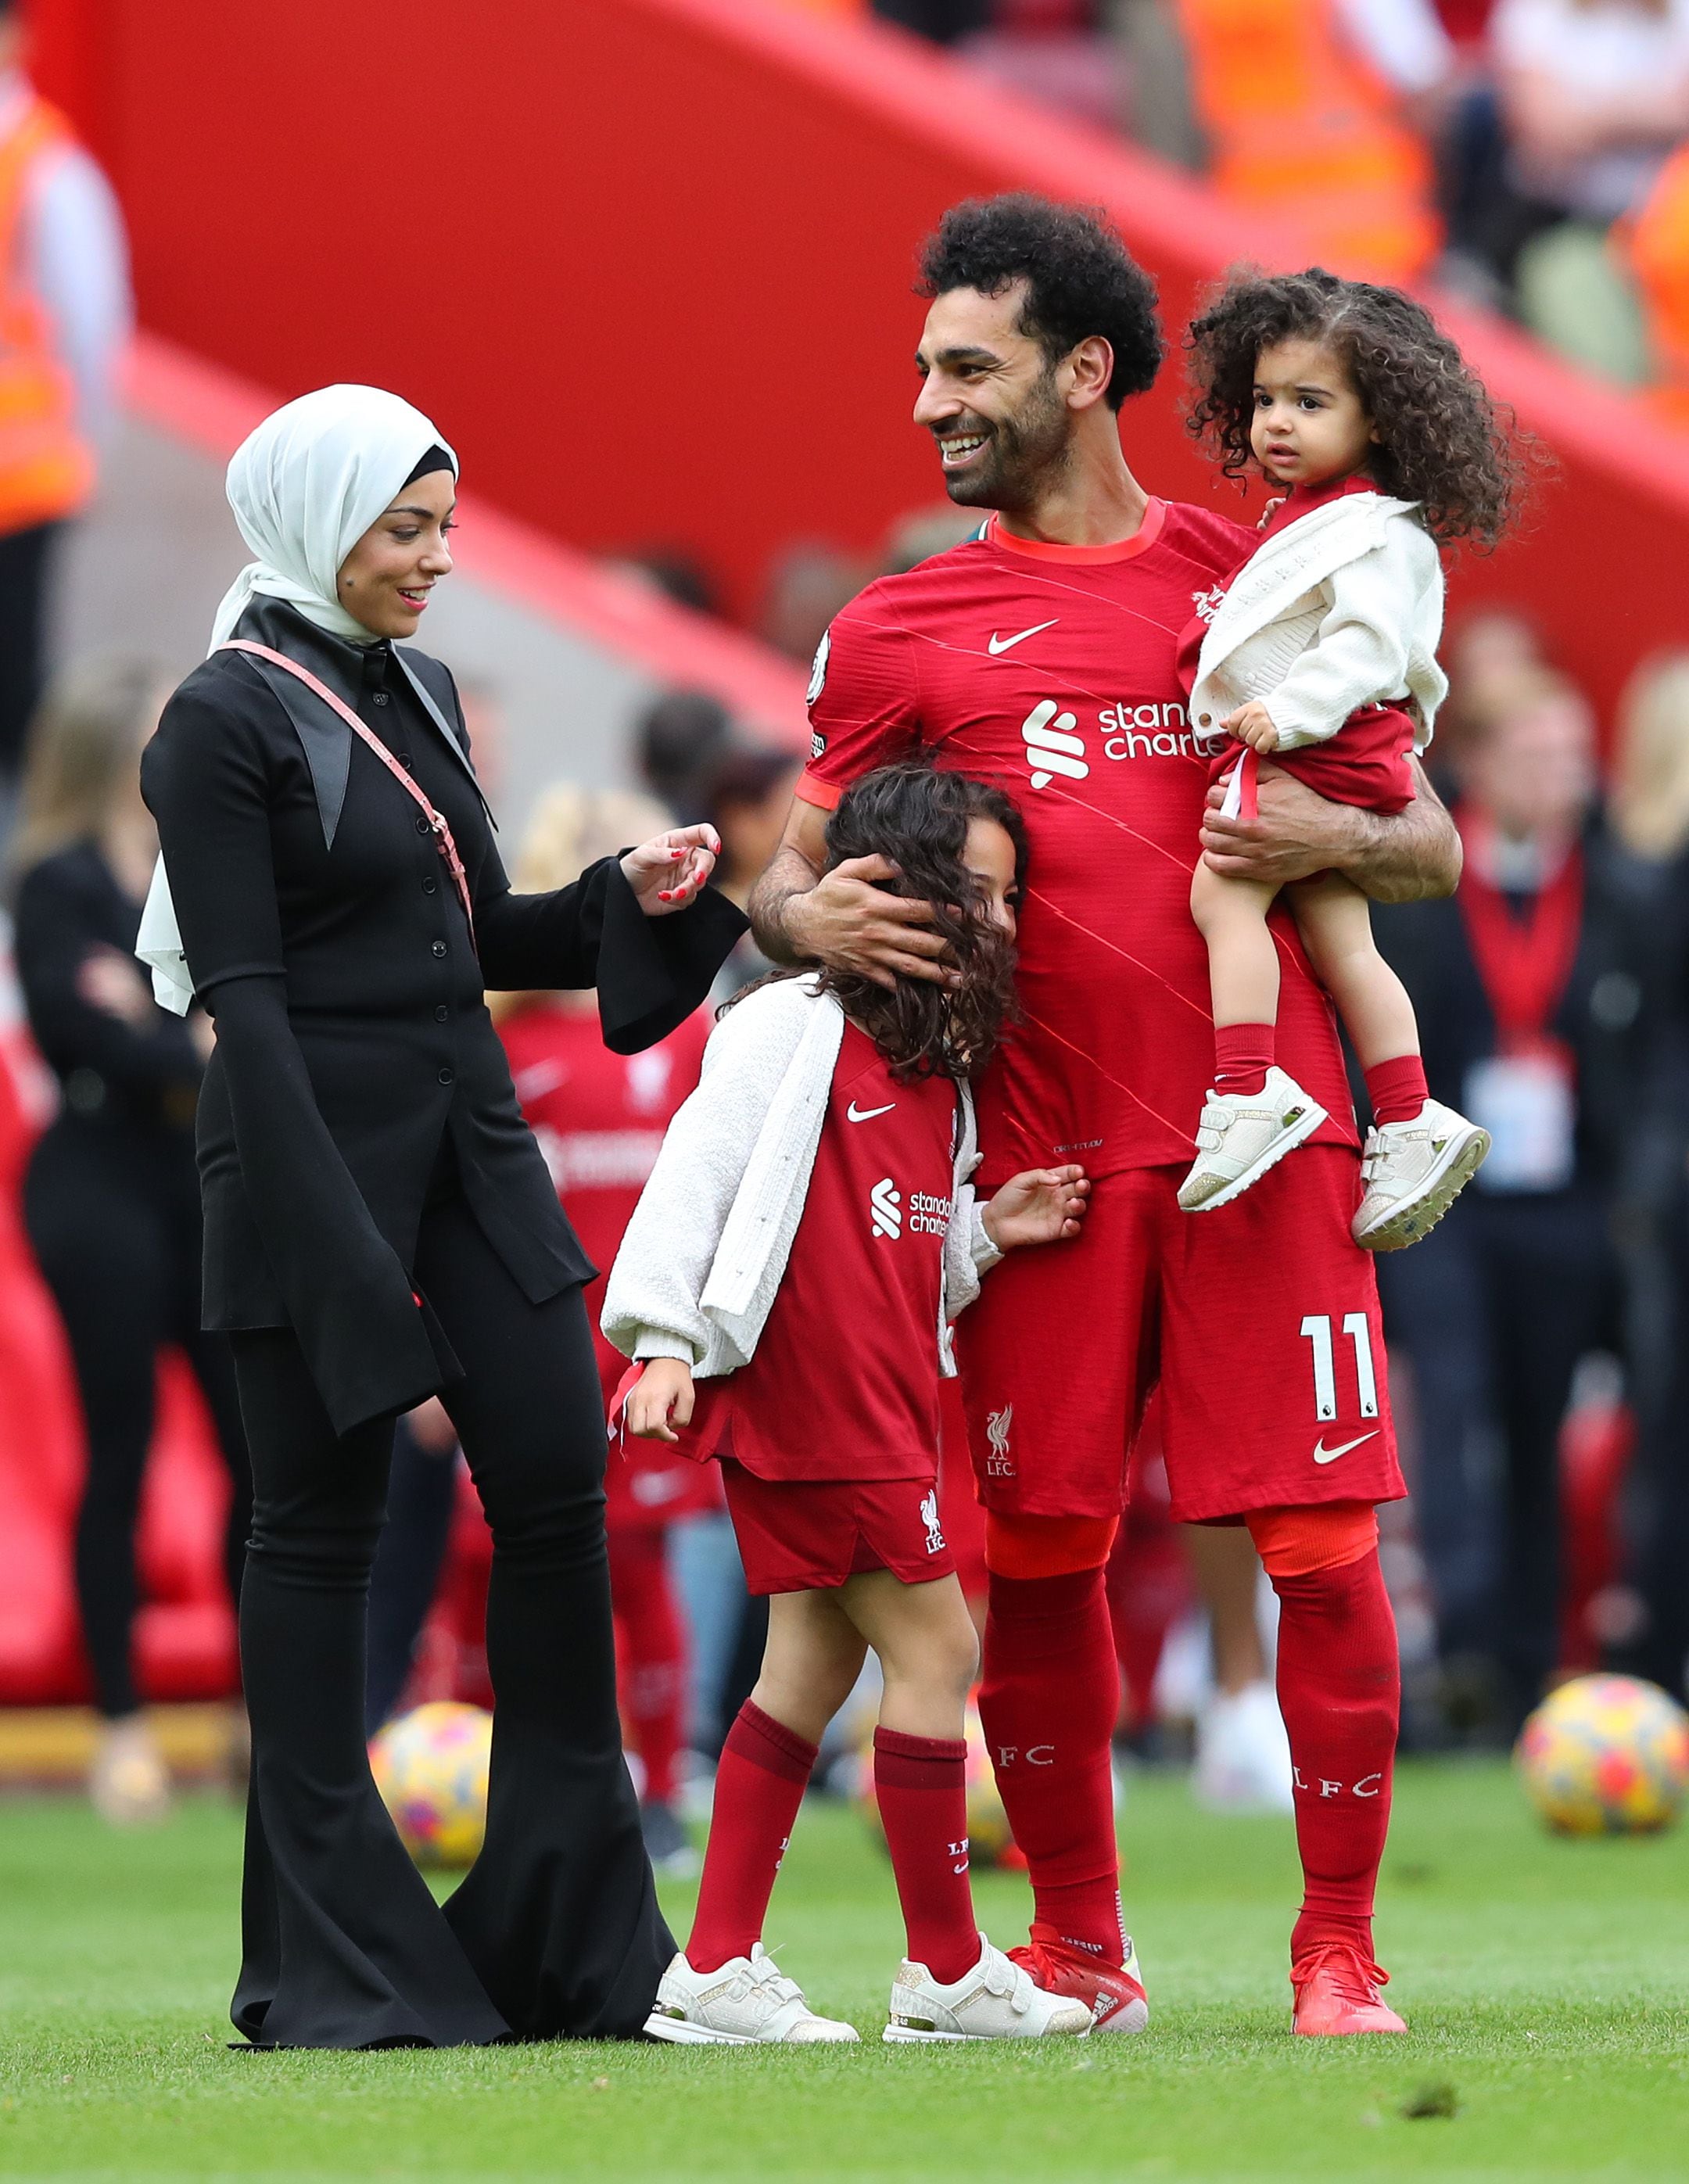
top-left (0, 520), bottom-right (63, 776)
top-left (23, 1122), bottom-right (250, 1719)
top-left (364, 1414), bottom-right (459, 1734)
top-left (1379, 1185), bottom-right (1619, 1722)
top-left (227, 1183), bottom-right (672, 2049)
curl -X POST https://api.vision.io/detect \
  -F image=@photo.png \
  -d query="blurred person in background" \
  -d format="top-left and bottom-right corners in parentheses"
top-left (0, 2), bottom-right (131, 802)
top-left (1490, 0), bottom-right (1689, 376)
top-left (880, 503), bottom-right (985, 577)
top-left (758, 539), bottom-right (864, 669)
top-left (1169, 0), bottom-right (1447, 279)
top-left (495, 784), bottom-right (722, 1876)
top-left (703, 743), bottom-right (803, 1002)
top-left (1372, 669), bottom-right (1643, 1735)
top-left (1604, 651), bottom-right (1689, 1704)
top-left (634, 688), bottom-right (732, 823)
top-left (10, 656), bottom-right (249, 1824)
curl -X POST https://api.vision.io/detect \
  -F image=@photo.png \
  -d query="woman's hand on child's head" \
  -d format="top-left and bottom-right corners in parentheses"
top-left (1223, 701), bottom-right (1281, 754)
top-left (982, 1166), bottom-right (1091, 1253)
top-left (626, 1357), bottom-right (696, 1443)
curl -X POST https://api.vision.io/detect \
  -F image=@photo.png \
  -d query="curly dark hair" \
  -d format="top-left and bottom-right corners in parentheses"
top-left (918, 195), bottom-right (1164, 410)
top-left (730, 765), bottom-right (1027, 1082)
top-left (1185, 267), bottom-right (1524, 547)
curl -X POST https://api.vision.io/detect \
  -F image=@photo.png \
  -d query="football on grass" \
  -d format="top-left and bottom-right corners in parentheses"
top-left (1516, 1674), bottom-right (1689, 1836)
top-left (859, 1700), bottom-right (1017, 1867)
top-left (371, 1701), bottom-right (493, 1869)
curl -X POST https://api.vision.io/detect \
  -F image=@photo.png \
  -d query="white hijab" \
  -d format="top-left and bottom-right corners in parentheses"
top-left (136, 385), bottom-right (459, 1013)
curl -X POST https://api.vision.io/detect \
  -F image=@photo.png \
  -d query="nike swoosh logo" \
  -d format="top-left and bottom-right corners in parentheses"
top-left (988, 619), bottom-right (1059, 655)
top-left (1313, 1431), bottom-right (1379, 1465)
top-left (847, 1101), bottom-right (895, 1123)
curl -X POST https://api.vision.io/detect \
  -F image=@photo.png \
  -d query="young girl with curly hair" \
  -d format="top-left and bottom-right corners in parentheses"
top-left (603, 763), bottom-right (1096, 2048)
top-left (1172, 267), bottom-right (1522, 1246)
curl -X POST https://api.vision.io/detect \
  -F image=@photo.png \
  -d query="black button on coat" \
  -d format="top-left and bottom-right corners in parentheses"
top-left (141, 597), bottom-right (745, 1436)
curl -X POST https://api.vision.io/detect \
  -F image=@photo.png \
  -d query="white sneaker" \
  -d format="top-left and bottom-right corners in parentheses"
top-left (1193, 1682), bottom-right (1294, 1815)
top-left (644, 1946), bottom-right (859, 2045)
top-left (1178, 1068), bottom-right (1328, 1212)
top-left (88, 1714), bottom-right (171, 1827)
top-left (883, 1935), bottom-right (1093, 2043)
top-left (1353, 1099), bottom-right (1490, 1251)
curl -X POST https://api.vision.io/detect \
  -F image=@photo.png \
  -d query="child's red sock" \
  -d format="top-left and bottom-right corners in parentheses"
top-left (978, 1569), bottom-right (1125, 1966)
top-left (1214, 1023), bottom-right (1275, 1098)
top-left (1270, 1549), bottom-right (1400, 1963)
top-left (873, 1727), bottom-right (979, 1983)
top-left (1363, 1054), bottom-right (1428, 1128)
top-left (686, 1701), bottom-right (816, 1973)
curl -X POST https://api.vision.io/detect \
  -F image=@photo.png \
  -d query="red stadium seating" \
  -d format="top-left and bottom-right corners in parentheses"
top-left (27, 0), bottom-right (1689, 723)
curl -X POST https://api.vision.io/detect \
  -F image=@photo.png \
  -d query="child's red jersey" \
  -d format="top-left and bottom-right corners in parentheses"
top-left (799, 500), bottom-right (1359, 1186)
top-left (500, 998), bottom-right (716, 1526)
top-left (688, 1021), bottom-right (960, 1483)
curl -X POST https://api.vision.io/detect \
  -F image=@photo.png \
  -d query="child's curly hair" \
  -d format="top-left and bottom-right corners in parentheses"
top-left (728, 763), bottom-right (1027, 1082)
top-left (1185, 267), bottom-right (1525, 549)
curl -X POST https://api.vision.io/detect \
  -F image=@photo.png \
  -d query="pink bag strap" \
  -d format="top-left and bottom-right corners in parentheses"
top-left (219, 639), bottom-right (476, 945)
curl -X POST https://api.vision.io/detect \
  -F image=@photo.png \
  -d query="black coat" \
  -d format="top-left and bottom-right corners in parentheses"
top-left (141, 597), bottom-right (744, 1435)
top-left (14, 840), bottom-right (204, 1137)
top-left (1369, 823), bottom-right (1662, 1198)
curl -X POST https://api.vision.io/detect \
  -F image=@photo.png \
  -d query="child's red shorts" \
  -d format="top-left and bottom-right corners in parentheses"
top-left (720, 1461), bottom-right (958, 1597)
top-left (1209, 701), bottom-right (1418, 816)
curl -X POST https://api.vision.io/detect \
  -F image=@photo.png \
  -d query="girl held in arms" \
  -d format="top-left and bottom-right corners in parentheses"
top-left (604, 763), bottom-right (1096, 2046)
top-left (1177, 268), bottom-right (1522, 1245)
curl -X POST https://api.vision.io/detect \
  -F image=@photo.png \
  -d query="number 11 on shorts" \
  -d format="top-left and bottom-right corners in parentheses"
top-left (1300, 1312), bottom-right (1379, 1422)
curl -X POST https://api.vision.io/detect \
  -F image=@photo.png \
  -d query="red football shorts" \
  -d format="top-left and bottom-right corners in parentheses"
top-left (1210, 703), bottom-right (1417, 816)
top-left (955, 1146), bottom-right (1404, 1526)
top-left (719, 1462), bottom-right (958, 1597)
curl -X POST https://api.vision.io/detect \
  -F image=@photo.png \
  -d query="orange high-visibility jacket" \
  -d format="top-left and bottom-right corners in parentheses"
top-left (1175, 0), bottom-right (1440, 282)
top-left (0, 95), bottom-right (94, 537)
top-left (1626, 144), bottom-right (1689, 423)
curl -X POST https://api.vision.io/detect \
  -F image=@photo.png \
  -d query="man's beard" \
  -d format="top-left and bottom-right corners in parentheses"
top-left (943, 369), bottom-right (1074, 513)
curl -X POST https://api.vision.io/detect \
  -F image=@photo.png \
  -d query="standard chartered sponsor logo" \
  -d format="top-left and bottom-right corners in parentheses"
top-left (908, 1190), bottom-right (952, 1236)
top-left (532, 1125), bottom-right (665, 1191)
top-left (870, 1179), bottom-right (951, 1238)
top-left (1019, 696), bottom-right (1228, 788)
top-left (1020, 698), bottom-right (1088, 789)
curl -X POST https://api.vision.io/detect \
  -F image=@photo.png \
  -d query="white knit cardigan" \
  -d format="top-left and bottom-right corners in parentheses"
top-left (601, 976), bottom-right (1002, 1381)
top-left (1189, 490), bottom-right (1447, 755)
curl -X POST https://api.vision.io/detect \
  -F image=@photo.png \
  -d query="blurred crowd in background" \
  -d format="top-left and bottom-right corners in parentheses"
top-left (5, 0), bottom-right (1689, 1852)
top-left (790, 0), bottom-right (1689, 417)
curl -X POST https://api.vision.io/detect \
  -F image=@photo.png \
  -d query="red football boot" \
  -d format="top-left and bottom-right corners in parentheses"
top-left (1008, 1935), bottom-right (1149, 2035)
top-left (1290, 1944), bottom-right (1407, 2035)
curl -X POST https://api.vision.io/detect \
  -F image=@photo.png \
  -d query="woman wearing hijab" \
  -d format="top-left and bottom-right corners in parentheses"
top-left (137, 385), bottom-right (744, 2050)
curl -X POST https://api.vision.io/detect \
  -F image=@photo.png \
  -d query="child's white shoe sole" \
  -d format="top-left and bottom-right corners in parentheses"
top-left (1354, 1124), bottom-right (1490, 1252)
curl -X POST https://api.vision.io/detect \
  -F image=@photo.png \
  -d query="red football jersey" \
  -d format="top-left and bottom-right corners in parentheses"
top-left (686, 1022), bottom-right (960, 1483)
top-left (799, 500), bottom-right (1358, 1186)
top-left (500, 998), bottom-right (718, 1526)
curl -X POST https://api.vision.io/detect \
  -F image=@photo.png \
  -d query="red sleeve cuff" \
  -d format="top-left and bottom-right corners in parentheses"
top-left (794, 769), bottom-right (844, 811)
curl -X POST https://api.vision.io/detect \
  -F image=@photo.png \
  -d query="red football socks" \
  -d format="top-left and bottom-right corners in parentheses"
top-left (685, 1701), bottom-right (816, 1974)
top-left (873, 1727), bottom-right (979, 1984)
top-left (1214, 1022), bottom-right (1275, 1098)
top-left (978, 1569), bottom-right (1125, 1967)
top-left (608, 1527), bottom-right (685, 1806)
top-left (1364, 1053), bottom-right (1429, 1129)
top-left (1269, 1548), bottom-right (1400, 1962)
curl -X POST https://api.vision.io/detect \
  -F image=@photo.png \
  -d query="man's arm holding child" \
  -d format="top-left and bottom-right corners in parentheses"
top-left (1200, 755), bottom-right (1461, 905)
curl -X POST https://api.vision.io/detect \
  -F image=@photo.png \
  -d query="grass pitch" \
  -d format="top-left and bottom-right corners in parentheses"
top-left (0, 1759), bottom-right (1684, 2180)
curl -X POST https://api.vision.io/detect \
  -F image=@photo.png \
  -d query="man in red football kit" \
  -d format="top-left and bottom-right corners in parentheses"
top-left (749, 197), bottom-right (1462, 2037)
